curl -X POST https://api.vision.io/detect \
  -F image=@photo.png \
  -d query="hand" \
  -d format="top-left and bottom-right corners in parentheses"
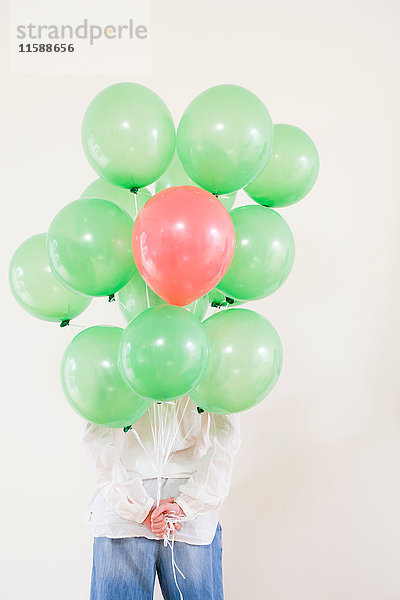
top-left (139, 497), bottom-right (175, 536)
top-left (141, 502), bottom-right (156, 533)
top-left (151, 499), bottom-right (186, 538)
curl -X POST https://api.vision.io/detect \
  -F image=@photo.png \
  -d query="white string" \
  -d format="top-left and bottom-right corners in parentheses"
top-left (145, 283), bottom-right (150, 309)
top-left (164, 424), bottom-right (194, 469)
top-left (130, 427), bottom-right (156, 473)
top-left (66, 328), bottom-right (76, 339)
top-left (163, 397), bottom-right (191, 464)
top-left (117, 298), bottom-right (128, 312)
top-left (65, 322), bottom-right (88, 339)
top-left (184, 298), bottom-right (199, 314)
top-left (132, 399), bottom-right (190, 597)
top-left (165, 535), bottom-right (185, 600)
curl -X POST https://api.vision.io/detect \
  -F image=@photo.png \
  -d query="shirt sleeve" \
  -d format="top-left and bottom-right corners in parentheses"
top-left (174, 412), bottom-right (241, 519)
top-left (80, 421), bottom-right (154, 524)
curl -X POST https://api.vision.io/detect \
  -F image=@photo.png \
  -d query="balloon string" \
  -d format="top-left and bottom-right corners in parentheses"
top-left (145, 284), bottom-right (150, 309)
top-left (60, 321), bottom-right (88, 329)
top-left (147, 399), bottom-right (191, 598)
top-left (129, 425), bottom-right (157, 473)
top-left (164, 532), bottom-right (185, 600)
top-left (62, 322), bottom-right (89, 338)
top-left (163, 398), bottom-right (192, 467)
top-left (118, 299), bottom-right (127, 310)
top-left (127, 401), bottom-right (191, 598)
top-left (118, 299), bottom-right (129, 314)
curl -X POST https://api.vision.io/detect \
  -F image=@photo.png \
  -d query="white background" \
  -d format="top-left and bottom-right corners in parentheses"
top-left (1, 1), bottom-right (400, 598)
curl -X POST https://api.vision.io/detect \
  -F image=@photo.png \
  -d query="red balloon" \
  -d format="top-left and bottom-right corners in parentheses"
top-left (132, 186), bottom-right (235, 306)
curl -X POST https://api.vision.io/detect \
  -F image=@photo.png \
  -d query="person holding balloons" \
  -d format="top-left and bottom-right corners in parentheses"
top-left (9, 80), bottom-right (318, 599)
top-left (78, 83), bottom-right (246, 600)
top-left (82, 400), bottom-right (241, 600)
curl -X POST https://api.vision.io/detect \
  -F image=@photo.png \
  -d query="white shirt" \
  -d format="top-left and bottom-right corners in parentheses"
top-left (81, 397), bottom-right (241, 545)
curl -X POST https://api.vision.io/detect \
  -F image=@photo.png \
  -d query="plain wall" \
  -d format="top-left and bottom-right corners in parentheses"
top-left (1, 1), bottom-right (399, 598)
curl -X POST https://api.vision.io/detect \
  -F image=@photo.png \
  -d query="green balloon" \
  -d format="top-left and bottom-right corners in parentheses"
top-left (155, 153), bottom-right (236, 211)
top-left (9, 233), bottom-right (91, 322)
top-left (118, 271), bottom-right (208, 322)
top-left (47, 198), bottom-right (135, 297)
top-left (217, 206), bottom-right (295, 301)
top-left (177, 84), bottom-right (273, 194)
top-left (61, 326), bottom-right (151, 428)
top-left (191, 308), bottom-right (283, 414)
top-left (155, 152), bottom-right (195, 191)
top-left (80, 178), bottom-right (152, 220)
top-left (118, 305), bottom-right (210, 401)
top-left (245, 124), bottom-right (319, 207)
top-left (82, 82), bottom-right (176, 189)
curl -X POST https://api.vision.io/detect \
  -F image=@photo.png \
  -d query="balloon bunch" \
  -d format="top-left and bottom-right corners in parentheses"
top-left (9, 82), bottom-right (319, 428)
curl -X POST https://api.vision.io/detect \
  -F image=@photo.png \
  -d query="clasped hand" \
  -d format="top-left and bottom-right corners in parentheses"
top-left (142, 497), bottom-right (185, 538)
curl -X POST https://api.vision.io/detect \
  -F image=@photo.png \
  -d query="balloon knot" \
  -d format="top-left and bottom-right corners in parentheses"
top-left (212, 193), bottom-right (219, 198)
top-left (60, 319), bottom-right (70, 328)
top-left (197, 407), bottom-right (205, 414)
top-left (108, 294), bottom-right (116, 303)
top-left (225, 297), bottom-right (235, 305)
top-left (211, 301), bottom-right (227, 309)
top-left (130, 187), bottom-right (139, 194)
top-left (123, 425), bottom-right (132, 433)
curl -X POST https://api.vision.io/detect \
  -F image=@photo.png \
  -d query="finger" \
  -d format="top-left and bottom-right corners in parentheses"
top-left (152, 525), bottom-right (166, 535)
top-left (151, 514), bottom-right (165, 524)
top-left (151, 515), bottom-right (168, 528)
top-left (152, 523), bottom-right (166, 533)
top-left (152, 504), bottom-right (173, 520)
top-left (169, 519), bottom-right (181, 527)
top-left (151, 506), bottom-right (162, 521)
top-left (165, 508), bottom-right (180, 517)
top-left (152, 503), bottom-right (173, 521)
top-left (152, 518), bottom-right (166, 528)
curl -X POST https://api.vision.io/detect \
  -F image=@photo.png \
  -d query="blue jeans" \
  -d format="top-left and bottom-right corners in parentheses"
top-left (90, 523), bottom-right (223, 599)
